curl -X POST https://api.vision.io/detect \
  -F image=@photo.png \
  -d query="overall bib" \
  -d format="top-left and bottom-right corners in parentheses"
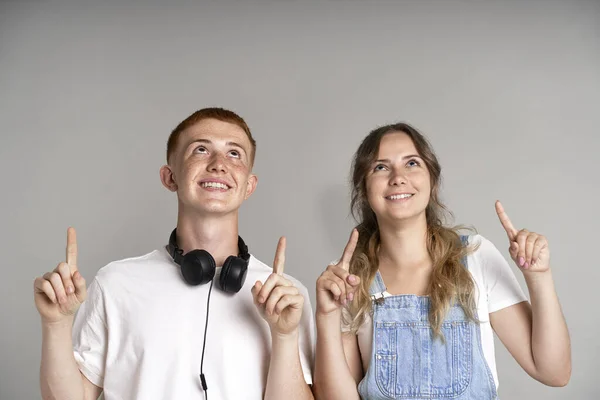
top-left (357, 236), bottom-right (498, 399)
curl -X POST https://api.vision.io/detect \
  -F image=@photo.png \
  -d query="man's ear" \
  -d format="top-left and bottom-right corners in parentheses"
top-left (160, 164), bottom-right (178, 192)
top-left (244, 174), bottom-right (258, 199)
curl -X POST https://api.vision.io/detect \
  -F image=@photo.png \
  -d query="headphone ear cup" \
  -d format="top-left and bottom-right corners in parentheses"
top-left (181, 249), bottom-right (216, 286)
top-left (220, 256), bottom-right (248, 293)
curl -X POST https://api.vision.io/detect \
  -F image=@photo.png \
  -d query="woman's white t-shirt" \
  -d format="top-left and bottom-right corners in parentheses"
top-left (342, 234), bottom-right (528, 390)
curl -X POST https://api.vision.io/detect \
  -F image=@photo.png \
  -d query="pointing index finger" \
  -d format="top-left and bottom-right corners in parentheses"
top-left (338, 229), bottom-right (359, 271)
top-left (495, 201), bottom-right (517, 240)
top-left (273, 236), bottom-right (286, 275)
top-left (66, 227), bottom-right (78, 272)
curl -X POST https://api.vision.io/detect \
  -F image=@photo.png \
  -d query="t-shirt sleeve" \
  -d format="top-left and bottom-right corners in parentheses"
top-left (72, 277), bottom-right (108, 388)
top-left (478, 235), bottom-right (529, 313)
top-left (295, 281), bottom-right (316, 385)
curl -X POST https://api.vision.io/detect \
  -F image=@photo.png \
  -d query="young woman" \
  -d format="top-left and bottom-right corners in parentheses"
top-left (313, 123), bottom-right (571, 399)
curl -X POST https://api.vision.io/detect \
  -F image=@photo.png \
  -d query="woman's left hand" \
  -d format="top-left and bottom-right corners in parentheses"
top-left (495, 200), bottom-right (550, 273)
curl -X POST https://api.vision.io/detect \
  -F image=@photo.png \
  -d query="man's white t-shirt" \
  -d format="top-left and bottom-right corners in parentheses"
top-left (72, 247), bottom-right (315, 400)
top-left (342, 234), bottom-right (528, 391)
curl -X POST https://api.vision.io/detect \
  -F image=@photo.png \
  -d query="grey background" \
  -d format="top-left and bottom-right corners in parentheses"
top-left (1, 0), bottom-right (598, 399)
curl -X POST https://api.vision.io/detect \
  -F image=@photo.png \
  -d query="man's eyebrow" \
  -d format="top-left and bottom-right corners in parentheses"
top-left (226, 141), bottom-right (246, 152)
top-left (187, 139), bottom-right (248, 155)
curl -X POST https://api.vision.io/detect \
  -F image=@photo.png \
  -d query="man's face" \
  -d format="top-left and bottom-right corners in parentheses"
top-left (161, 118), bottom-right (257, 217)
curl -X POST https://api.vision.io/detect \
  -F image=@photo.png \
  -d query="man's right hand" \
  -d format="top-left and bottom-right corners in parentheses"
top-left (34, 227), bottom-right (87, 324)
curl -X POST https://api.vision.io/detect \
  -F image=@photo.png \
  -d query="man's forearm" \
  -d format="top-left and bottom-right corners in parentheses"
top-left (40, 319), bottom-right (85, 400)
top-left (264, 331), bottom-right (314, 400)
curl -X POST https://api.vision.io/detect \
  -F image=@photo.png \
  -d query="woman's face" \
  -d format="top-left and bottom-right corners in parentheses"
top-left (365, 132), bottom-right (431, 225)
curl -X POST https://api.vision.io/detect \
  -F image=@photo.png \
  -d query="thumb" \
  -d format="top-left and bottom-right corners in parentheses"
top-left (73, 271), bottom-right (87, 303)
top-left (346, 274), bottom-right (360, 286)
top-left (251, 281), bottom-right (263, 302)
top-left (509, 241), bottom-right (518, 259)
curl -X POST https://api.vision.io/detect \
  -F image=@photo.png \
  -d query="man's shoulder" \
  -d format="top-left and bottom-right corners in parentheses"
top-left (95, 248), bottom-right (171, 282)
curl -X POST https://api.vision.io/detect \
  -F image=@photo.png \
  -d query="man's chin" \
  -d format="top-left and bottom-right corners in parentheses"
top-left (193, 203), bottom-right (242, 217)
top-left (178, 195), bottom-right (245, 216)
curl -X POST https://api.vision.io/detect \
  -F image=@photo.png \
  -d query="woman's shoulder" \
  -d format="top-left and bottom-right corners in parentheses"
top-left (462, 233), bottom-right (512, 275)
top-left (462, 233), bottom-right (498, 253)
top-left (461, 233), bottom-right (503, 270)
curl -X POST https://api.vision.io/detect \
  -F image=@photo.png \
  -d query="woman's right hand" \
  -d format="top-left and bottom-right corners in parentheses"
top-left (34, 227), bottom-right (87, 324)
top-left (316, 229), bottom-right (361, 317)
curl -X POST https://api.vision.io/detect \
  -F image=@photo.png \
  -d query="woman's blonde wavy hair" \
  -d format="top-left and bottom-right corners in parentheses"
top-left (344, 123), bottom-right (478, 338)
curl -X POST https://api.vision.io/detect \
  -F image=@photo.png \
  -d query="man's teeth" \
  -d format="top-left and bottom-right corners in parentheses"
top-left (201, 182), bottom-right (228, 189)
top-left (389, 194), bottom-right (413, 200)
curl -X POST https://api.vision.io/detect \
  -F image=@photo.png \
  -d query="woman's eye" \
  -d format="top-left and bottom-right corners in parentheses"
top-left (374, 164), bottom-right (387, 171)
top-left (407, 159), bottom-right (420, 167)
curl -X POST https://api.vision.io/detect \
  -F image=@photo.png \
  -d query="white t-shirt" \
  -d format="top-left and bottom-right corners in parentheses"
top-left (341, 234), bottom-right (528, 390)
top-left (72, 247), bottom-right (315, 400)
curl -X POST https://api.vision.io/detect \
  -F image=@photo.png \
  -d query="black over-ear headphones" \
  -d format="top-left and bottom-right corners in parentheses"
top-left (166, 228), bottom-right (250, 293)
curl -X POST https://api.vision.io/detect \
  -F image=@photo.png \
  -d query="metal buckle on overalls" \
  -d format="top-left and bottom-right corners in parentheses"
top-left (371, 292), bottom-right (385, 305)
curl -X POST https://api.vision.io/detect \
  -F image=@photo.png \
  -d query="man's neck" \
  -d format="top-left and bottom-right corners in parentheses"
top-left (175, 211), bottom-right (241, 268)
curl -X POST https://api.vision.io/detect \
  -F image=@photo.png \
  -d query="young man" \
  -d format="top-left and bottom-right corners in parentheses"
top-left (34, 108), bottom-right (315, 400)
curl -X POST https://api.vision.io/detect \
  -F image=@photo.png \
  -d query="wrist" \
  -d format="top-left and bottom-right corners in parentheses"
top-left (270, 328), bottom-right (299, 344)
top-left (316, 310), bottom-right (343, 333)
top-left (523, 268), bottom-right (554, 286)
top-left (41, 316), bottom-right (74, 331)
top-left (316, 308), bottom-right (342, 321)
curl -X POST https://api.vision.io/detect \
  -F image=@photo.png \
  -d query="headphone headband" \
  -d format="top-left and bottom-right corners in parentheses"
top-left (167, 228), bottom-right (250, 265)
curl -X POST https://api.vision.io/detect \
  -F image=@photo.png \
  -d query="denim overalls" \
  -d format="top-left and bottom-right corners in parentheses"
top-left (357, 236), bottom-right (498, 399)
